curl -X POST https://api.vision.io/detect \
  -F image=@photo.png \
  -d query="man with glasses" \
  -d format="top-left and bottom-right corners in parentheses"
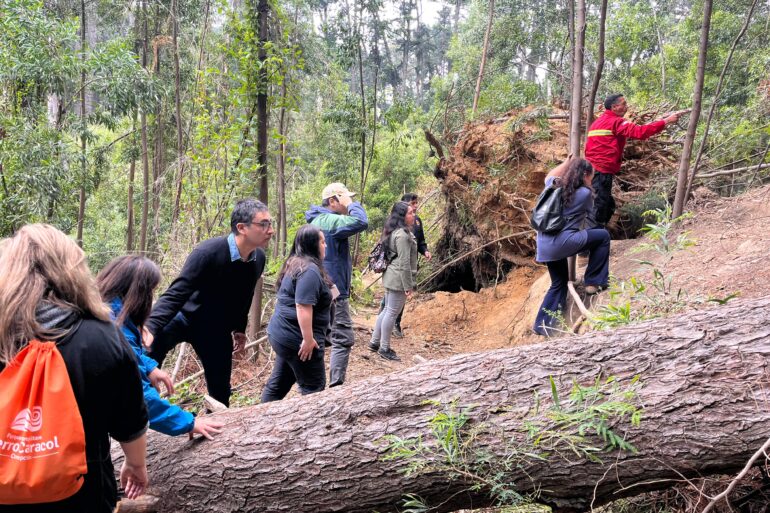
top-left (306, 183), bottom-right (368, 387)
top-left (144, 199), bottom-right (273, 406)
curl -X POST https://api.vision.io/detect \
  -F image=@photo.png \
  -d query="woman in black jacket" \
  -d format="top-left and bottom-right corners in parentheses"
top-left (0, 224), bottom-right (149, 512)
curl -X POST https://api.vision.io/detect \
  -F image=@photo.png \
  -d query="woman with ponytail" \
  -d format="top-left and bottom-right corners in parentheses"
top-left (533, 158), bottom-right (610, 336)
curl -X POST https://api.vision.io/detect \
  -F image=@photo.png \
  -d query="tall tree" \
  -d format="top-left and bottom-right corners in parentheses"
top-left (76, 0), bottom-right (87, 247)
top-left (673, 0), bottom-right (713, 218)
top-left (248, 0), bottom-right (271, 341)
top-left (569, 0), bottom-right (585, 157)
top-left (471, 0), bottom-right (494, 117)
top-left (140, 1), bottom-right (151, 254)
top-left (586, 0), bottom-right (608, 128)
top-left (171, 0), bottom-right (185, 226)
top-left (683, 0), bottom-right (759, 201)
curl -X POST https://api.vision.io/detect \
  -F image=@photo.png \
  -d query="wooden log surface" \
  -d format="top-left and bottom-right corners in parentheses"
top-left (115, 295), bottom-right (770, 513)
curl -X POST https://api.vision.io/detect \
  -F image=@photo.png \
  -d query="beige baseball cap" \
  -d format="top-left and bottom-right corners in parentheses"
top-left (322, 182), bottom-right (356, 201)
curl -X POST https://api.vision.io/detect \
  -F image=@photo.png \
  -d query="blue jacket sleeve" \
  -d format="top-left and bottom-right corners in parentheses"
top-left (118, 315), bottom-right (194, 436)
top-left (331, 202), bottom-right (368, 239)
top-left (143, 381), bottom-right (195, 436)
top-left (119, 323), bottom-right (158, 375)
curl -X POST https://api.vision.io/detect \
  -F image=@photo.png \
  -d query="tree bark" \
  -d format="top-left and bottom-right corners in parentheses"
top-left (116, 294), bottom-right (770, 513)
top-left (127, 154), bottom-right (136, 252)
top-left (585, 0), bottom-right (607, 129)
top-left (471, 0), bottom-right (494, 117)
top-left (246, 0), bottom-right (270, 340)
top-left (275, 79), bottom-right (288, 259)
top-left (683, 0), bottom-right (758, 202)
top-left (171, 0), bottom-right (185, 226)
top-left (672, 0), bottom-right (712, 218)
top-left (76, 0), bottom-right (87, 247)
top-left (139, 4), bottom-right (151, 255)
top-left (569, 0), bottom-right (585, 157)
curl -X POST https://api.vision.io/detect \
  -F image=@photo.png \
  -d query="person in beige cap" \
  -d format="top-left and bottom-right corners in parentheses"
top-left (305, 182), bottom-right (368, 387)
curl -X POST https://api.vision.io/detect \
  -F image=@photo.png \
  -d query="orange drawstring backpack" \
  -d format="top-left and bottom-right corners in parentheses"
top-left (0, 340), bottom-right (87, 504)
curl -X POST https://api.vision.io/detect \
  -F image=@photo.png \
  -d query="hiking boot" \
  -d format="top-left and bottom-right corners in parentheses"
top-left (392, 326), bottom-right (404, 338)
top-left (378, 349), bottom-right (401, 362)
top-left (584, 285), bottom-right (603, 295)
top-left (367, 341), bottom-right (380, 352)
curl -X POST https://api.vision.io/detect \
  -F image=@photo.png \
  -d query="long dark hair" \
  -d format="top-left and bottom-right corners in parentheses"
top-left (97, 255), bottom-right (161, 327)
top-left (560, 158), bottom-right (594, 207)
top-left (277, 225), bottom-right (332, 289)
top-left (380, 201), bottom-right (410, 249)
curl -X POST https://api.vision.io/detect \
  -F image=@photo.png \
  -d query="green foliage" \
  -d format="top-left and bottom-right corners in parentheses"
top-left (633, 201), bottom-right (696, 255)
top-left (524, 375), bottom-right (643, 461)
top-left (382, 376), bottom-right (643, 509)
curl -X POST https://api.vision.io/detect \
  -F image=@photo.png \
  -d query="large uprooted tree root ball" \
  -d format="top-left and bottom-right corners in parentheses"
top-left (425, 107), bottom-right (682, 292)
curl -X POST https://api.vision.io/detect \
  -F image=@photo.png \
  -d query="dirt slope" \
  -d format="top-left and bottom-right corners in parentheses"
top-left (179, 184), bottom-right (770, 406)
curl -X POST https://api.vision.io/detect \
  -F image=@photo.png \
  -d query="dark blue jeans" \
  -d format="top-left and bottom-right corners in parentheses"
top-left (533, 229), bottom-right (610, 336)
top-left (261, 339), bottom-right (326, 402)
top-left (147, 312), bottom-right (234, 407)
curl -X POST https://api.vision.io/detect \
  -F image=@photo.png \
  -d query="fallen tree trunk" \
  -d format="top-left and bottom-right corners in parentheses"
top-left (116, 295), bottom-right (770, 513)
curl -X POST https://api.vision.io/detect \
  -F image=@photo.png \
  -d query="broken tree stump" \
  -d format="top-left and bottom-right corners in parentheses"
top-left (115, 295), bottom-right (770, 513)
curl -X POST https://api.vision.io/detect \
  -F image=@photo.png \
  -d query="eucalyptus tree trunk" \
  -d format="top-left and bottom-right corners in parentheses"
top-left (569, 0), bottom-right (585, 157)
top-left (401, 0), bottom-right (412, 96)
top-left (673, 0), bottom-right (712, 218)
top-left (76, 0), bottom-right (87, 247)
top-left (586, 0), bottom-right (607, 129)
top-left (683, 0), bottom-right (758, 202)
top-left (115, 294), bottom-right (770, 513)
top-left (139, 2), bottom-right (150, 254)
top-left (151, 7), bottom-right (165, 251)
top-left (275, 80), bottom-right (288, 259)
top-left (172, 0), bottom-right (185, 226)
top-left (471, 0), bottom-right (495, 117)
top-left (127, 116), bottom-right (137, 252)
top-left (247, 0), bottom-right (271, 340)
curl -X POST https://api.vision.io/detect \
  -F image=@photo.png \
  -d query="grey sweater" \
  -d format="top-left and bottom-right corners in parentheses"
top-left (382, 228), bottom-right (418, 292)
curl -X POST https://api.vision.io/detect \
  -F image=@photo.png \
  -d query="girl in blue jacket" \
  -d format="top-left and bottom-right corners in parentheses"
top-left (97, 256), bottom-right (222, 439)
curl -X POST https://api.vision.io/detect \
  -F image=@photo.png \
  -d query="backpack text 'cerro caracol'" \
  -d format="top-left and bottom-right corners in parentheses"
top-left (0, 340), bottom-right (87, 505)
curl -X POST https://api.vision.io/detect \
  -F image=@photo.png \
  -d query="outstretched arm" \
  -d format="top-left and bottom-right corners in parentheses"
top-left (546, 155), bottom-right (574, 181)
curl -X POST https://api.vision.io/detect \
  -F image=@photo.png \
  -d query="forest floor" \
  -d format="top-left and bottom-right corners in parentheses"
top-left (211, 182), bottom-right (770, 403)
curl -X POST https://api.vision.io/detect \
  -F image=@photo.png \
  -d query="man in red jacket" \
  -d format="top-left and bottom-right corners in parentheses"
top-left (585, 94), bottom-right (686, 227)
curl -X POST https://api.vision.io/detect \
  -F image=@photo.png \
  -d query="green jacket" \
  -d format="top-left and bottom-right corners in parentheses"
top-left (383, 228), bottom-right (418, 292)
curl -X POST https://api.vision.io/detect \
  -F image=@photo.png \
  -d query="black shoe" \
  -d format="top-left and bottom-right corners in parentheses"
top-left (378, 349), bottom-right (401, 361)
top-left (392, 326), bottom-right (404, 338)
top-left (368, 341), bottom-right (380, 352)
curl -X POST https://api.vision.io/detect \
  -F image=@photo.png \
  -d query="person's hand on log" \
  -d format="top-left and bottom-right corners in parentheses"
top-left (120, 460), bottom-right (147, 500)
top-left (298, 337), bottom-right (319, 362)
top-left (189, 417), bottom-right (224, 441)
top-left (231, 331), bottom-right (248, 354)
top-left (141, 326), bottom-right (154, 349)
top-left (147, 367), bottom-right (175, 396)
top-left (405, 290), bottom-right (413, 300)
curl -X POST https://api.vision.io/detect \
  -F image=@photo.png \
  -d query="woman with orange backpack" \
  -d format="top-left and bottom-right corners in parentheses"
top-left (0, 225), bottom-right (149, 512)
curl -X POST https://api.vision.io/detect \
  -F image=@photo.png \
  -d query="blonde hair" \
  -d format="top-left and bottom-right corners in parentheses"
top-left (0, 224), bottom-right (110, 364)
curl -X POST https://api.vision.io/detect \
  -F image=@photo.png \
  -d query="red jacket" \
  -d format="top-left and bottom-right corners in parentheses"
top-left (584, 110), bottom-right (666, 175)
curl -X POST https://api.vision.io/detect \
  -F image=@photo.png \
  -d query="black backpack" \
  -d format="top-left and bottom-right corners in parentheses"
top-left (367, 242), bottom-right (391, 273)
top-left (530, 184), bottom-right (567, 234)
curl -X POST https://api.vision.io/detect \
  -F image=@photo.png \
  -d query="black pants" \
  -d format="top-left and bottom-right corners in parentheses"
top-left (591, 172), bottom-right (616, 227)
top-left (261, 339), bottom-right (326, 402)
top-left (147, 313), bottom-right (234, 407)
top-left (533, 229), bottom-right (611, 336)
